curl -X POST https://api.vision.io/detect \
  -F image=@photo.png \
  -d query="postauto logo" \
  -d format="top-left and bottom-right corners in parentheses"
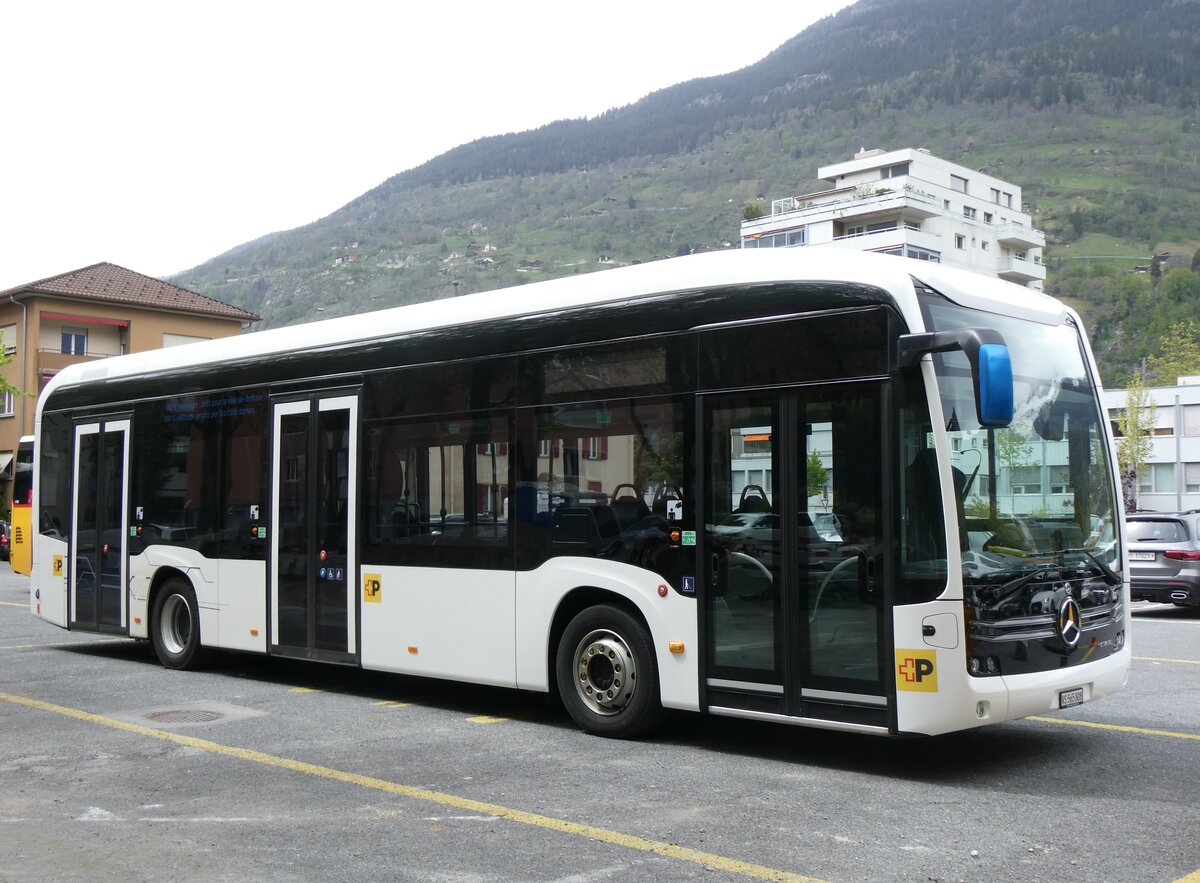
top-left (895, 649), bottom-right (938, 692)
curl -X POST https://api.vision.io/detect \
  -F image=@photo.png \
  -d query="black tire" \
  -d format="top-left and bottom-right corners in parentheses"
top-left (150, 578), bottom-right (207, 670)
top-left (556, 604), bottom-right (665, 738)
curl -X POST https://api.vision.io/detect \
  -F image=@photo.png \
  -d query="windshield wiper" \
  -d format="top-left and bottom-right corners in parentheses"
top-left (1060, 547), bottom-right (1122, 587)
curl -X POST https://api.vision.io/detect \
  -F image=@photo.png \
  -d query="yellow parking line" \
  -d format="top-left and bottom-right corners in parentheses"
top-left (466, 715), bottom-right (509, 724)
top-left (1175, 869), bottom-right (1200, 883)
top-left (371, 700), bottom-right (413, 708)
top-left (1029, 716), bottom-right (1200, 741)
top-left (1135, 656), bottom-right (1200, 666)
top-left (0, 637), bottom-right (130, 651)
top-left (0, 600), bottom-right (27, 608)
top-left (0, 690), bottom-right (820, 883)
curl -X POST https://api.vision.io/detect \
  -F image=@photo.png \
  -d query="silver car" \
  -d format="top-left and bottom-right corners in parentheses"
top-left (1125, 511), bottom-right (1200, 607)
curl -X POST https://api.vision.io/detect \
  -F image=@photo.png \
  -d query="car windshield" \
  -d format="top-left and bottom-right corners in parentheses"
top-left (920, 296), bottom-right (1121, 614)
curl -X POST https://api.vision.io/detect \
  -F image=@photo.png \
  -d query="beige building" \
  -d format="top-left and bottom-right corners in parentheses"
top-left (0, 262), bottom-right (259, 514)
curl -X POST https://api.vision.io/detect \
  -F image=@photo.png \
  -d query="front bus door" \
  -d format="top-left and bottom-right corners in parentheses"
top-left (270, 394), bottom-right (359, 662)
top-left (703, 384), bottom-right (888, 729)
top-left (70, 419), bottom-right (130, 633)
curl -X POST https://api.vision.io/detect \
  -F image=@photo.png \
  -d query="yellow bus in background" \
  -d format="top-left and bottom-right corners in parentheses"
top-left (10, 435), bottom-right (33, 575)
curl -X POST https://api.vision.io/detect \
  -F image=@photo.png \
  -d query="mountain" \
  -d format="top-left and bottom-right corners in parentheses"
top-left (172, 0), bottom-right (1200, 384)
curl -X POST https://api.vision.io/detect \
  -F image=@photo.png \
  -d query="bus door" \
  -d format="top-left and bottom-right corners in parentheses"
top-left (702, 384), bottom-right (888, 728)
top-left (69, 419), bottom-right (130, 633)
top-left (269, 394), bottom-right (359, 662)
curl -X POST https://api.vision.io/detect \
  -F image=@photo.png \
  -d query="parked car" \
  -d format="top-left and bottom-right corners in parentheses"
top-left (0, 521), bottom-right (9, 561)
top-left (1125, 511), bottom-right (1200, 607)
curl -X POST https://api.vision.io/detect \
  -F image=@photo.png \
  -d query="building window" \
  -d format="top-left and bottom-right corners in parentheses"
top-left (1186, 463), bottom-right (1200, 494)
top-left (981, 241), bottom-right (990, 252)
top-left (882, 162), bottom-right (910, 178)
top-left (1011, 467), bottom-right (1041, 495)
top-left (741, 227), bottom-right (805, 249)
top-left (1139, 463), bottom-right (1176, 494)
top-left (951, 175), bottom-right (968, 194)
top-left (943, 199), bottom-right (951, 210)
top-left (963, 206), bottom-right (977, 220)
top-left (1, 323), bottom-right (16, 356)
top-left (61, 328), bottom-right (87, 355)
top-left (984, 212), bottom-right (994, 224)
top-left (955, 234), bottom-right (966, 250)
top-left (1049, 466), bottom-right (1070, 495)
top-left (0, 390), bottom-right (13, 417)
top-left (1003, 192), bottom-right (1014, 208)
top-left (990, 188), bottom-right (1001, 204)
top-left (1184, 405), bottom-right (1200, 436)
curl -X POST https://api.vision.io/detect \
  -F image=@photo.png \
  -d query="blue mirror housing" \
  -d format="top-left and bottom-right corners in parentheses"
top-left (896, 327), bottom-right (1014, 429)
top-left (976, 342), bottom-right (1013, 428)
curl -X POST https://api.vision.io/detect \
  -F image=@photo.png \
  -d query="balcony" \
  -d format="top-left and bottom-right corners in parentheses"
top-left (994, 222), bottom-right (1046, 250)
top-left (998, 255), bottom-right (1047, 284)
top-left (36, 348), bottom-right (117, 380)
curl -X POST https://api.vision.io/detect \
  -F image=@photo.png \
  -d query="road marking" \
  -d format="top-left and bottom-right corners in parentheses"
top-left (0, 638), bottom-right (129, 652)
top-left (1173, 870), bottom-right (1200, 883)
top-left (466, 715), bottom-right (509, 724)
top-left (1030, 716), bottom-right (1200, 741)
top-left (0, 690), bottom-right (821, 883)
top-left (1135, 656), bottom-right (1200, 666)
top-left (0, 600), bottom-right (27, 608)
top-left (371, 700), bottom-right (413, 708)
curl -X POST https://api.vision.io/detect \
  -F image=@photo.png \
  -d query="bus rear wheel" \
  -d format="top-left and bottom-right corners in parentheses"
top-left (151, 578), bottom-right (207, 670)
top-left (556, 604), bottom-right (664, 738)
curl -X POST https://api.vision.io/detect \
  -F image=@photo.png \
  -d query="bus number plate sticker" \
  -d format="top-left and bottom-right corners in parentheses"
top-left (1059, 687), bottom-right (1085, 709)
top-left (681, 530), bottom-right (696, 546)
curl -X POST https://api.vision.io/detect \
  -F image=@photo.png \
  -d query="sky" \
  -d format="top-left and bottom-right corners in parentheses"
top-left (1, 1), bottom-right (857, 292)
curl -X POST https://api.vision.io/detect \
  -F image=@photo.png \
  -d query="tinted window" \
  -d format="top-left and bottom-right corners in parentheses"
top-left (1126, 519), bottom-right (1188, 543)
top-left (519, 337), bottom-right (692, 404)
top-left (130, 390), bottom-right (268, 559)
top-left (362, 415), bottom-right (511, 568)
top-left (700, 309), bottom-right (888, 390)
top-left (38, 413), bottom-right (71, 538)
top-left (364, 358), bottom-right (515, 420)
top-left (514, 398), bottom-right (692, 585)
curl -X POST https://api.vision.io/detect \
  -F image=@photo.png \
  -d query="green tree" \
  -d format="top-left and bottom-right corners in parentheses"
top-left (742, 202), bottom-right (764, 221)
top-left (1146, 320), bottom-right (1200, 385)
top-left (1115, 371), bottom-right (1156, 512)
top-left (806, 450), bottom-right (829, 500)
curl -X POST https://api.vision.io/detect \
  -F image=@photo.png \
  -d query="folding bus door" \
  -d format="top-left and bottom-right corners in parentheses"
top-left (270, 394), bottom-right (359, 662)
top-left (702, 383), bottom-right (888, 728)
top-left (70, 419), bottom-right (130, 633)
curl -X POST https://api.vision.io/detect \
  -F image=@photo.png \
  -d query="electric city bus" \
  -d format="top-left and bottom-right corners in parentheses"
top-left (10, 435), bottom-right (34, 574)
top-left (29, 248), bottom-right (1130, 738)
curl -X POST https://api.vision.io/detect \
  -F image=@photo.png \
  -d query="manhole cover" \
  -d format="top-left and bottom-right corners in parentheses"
top-left (145, 709), bottom-right (224, 724)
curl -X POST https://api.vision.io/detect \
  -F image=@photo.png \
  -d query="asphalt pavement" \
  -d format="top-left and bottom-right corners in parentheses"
top-left (2, 569), bottom-right (1199, 883)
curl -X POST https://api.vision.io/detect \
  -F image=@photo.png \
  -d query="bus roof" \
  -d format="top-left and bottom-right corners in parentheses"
top-left (39, 247), bottom-right (1064, 400)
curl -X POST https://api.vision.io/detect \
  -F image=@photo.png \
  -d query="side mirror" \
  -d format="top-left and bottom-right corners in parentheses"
top-left (896, 328), bottom-right (1014, 428)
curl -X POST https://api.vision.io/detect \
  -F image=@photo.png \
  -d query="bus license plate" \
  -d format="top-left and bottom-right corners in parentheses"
top-left (1059, 687), bottom-right (1085, 709)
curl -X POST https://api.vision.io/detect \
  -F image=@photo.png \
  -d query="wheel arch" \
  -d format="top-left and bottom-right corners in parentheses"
top-left (546, 585), bottom-right (649, 699)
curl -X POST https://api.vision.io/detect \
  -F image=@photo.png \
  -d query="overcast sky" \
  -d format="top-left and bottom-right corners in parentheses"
top-left (1, 1), bottom-right (856, 291)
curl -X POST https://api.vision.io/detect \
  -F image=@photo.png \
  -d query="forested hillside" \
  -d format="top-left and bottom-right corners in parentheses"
top-left (173, 0), bottom-right (1200, 385)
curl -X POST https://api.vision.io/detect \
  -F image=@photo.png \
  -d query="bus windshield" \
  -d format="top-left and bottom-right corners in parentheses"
top-left (922, 298), bottom-right (1120, 596)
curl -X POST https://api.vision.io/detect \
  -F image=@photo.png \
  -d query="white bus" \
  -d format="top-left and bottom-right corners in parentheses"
top-left (29, 248), bottom-right (1130, 738)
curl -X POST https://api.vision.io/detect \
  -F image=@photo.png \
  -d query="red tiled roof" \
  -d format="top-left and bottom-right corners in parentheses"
top-left (0, 262), bottom-right (260, 322)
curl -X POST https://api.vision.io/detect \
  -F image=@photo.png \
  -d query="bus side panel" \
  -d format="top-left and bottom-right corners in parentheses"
top-left (359, 565), bottom-right (517, 687)
top-left (217, 559), bottom-right (267, 653)
top-left (514, 558), bottom-right (701, 712)
top-left (891, 600), bottom-right (1008, 736)
top-left (31, 534), bottom-right (69, 627)
top-left (10, 505), bottom-right (32, 575)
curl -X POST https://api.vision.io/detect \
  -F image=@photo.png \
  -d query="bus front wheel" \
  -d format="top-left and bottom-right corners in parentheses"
top-left (556, 604), bottom-right (664, 738)
top-left (151, 578), bottom-right (207, 670)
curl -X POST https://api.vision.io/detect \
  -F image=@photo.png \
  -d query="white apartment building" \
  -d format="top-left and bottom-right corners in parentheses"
top-left (741, 147), bottom-right (1046, 289)
top-left (1102, 378), bottom-right (1200, 512)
